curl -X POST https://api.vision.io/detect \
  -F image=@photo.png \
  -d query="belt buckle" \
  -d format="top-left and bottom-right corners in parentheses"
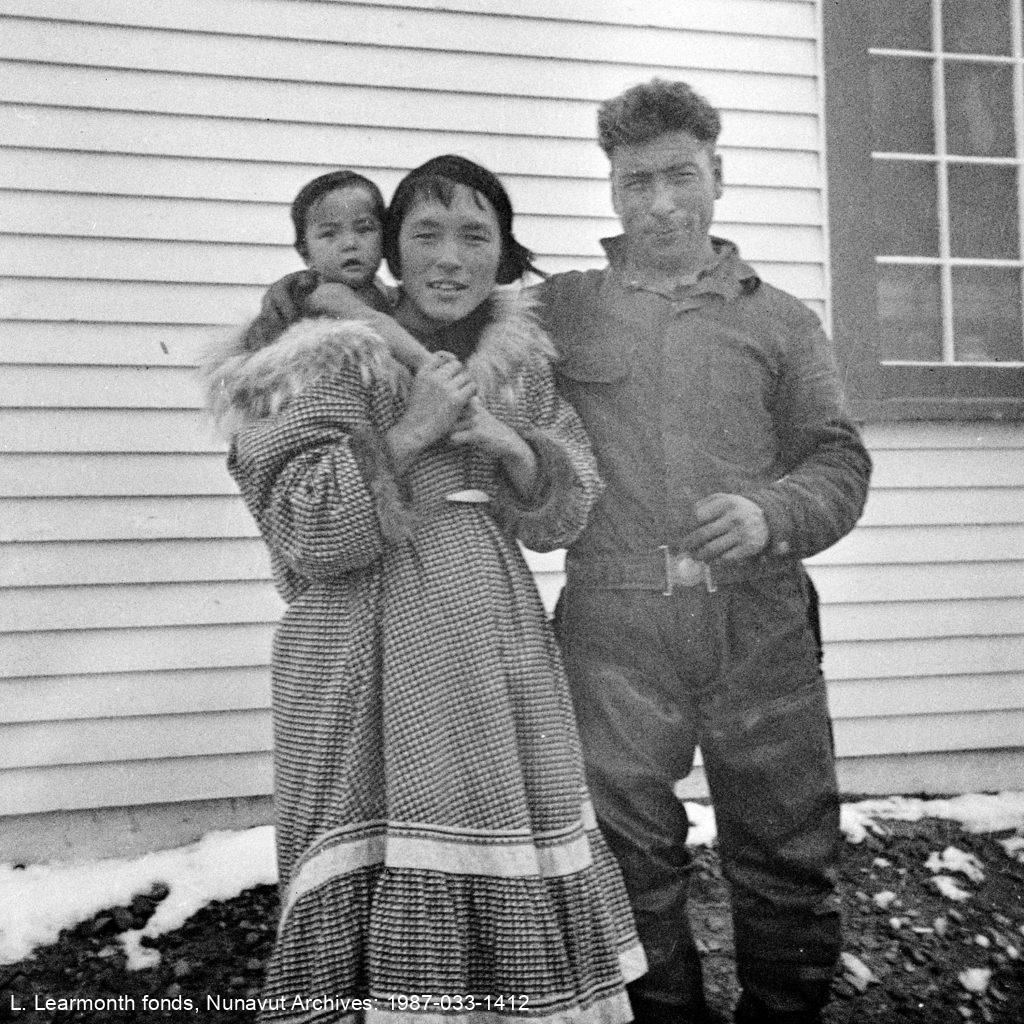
top-left (660, 546), bottom-right (715, 595)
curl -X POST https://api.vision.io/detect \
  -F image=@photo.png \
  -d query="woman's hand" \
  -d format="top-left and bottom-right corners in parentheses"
top-left (449, 398), bottom-right (539, 498)
top-left (385, 354), bottom-right (476, 475)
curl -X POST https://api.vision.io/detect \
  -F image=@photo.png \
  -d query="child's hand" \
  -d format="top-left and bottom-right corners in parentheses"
top-left (305, 281), bottom-right (371, 319)
top-left (261, 270), bottom-right (320, 330)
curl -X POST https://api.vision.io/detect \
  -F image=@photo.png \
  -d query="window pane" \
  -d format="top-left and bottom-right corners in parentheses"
top-left (877, 264), bottom-right (944, 361)
top-left (952, 268), bottom-right (1024, 362)
top-left (943, 0), bottom-right (1012, 55)
top-left (948, 165), bottom-right (1020, 258)
top-left (871, 160), bottom-right (939, 255)
top-left (870, 0), bottom-right (932, 50)
top-left (870, 57), bottom-right (935, 153)
top-left (945, 62), bottom-right (1017, 157)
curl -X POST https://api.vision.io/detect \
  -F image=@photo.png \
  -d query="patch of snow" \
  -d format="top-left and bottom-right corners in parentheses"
top-left (0, 827), bottom-right (276, 967)
top-left (958, 967), bottom-right (992, 994)
top-left (872, 890), bottom-right (898, 910)
top-left (924, 846), bottom-right (985, 884)
top-left (841, 793), bottom-right (1024, 838)
top-left (932, 875), bottom-right (971, 901)
top-left (998, 835), bottom-right (1024, 862)
top-left (840, 951), bottom-right (876, 992)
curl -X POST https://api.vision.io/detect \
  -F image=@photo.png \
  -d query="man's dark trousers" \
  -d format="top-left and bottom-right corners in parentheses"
top-left (557, 562), bottom-right (842, 1022)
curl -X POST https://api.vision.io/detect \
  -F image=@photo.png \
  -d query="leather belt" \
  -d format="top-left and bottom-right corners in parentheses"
top-left (566, 548), bottom-right (789, 595)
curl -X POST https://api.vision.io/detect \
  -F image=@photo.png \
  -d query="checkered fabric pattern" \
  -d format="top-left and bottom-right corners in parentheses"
top-left (213, 301), bottom-right (645, 1024)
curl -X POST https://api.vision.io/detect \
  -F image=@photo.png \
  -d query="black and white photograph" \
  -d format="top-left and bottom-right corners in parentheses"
top-left (1, 3), bottom-right (1023, 1022)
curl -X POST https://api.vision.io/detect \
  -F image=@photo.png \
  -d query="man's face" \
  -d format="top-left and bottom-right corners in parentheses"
top-left (610, 129), bottom-right (723, 273)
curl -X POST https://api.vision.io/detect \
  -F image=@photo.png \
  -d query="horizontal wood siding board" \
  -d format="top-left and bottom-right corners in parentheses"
top-left (809, 525), bottom-right (1024, 565)
top-left (828, 673), bottom-right (1024, 719)
top-left (0, 539), bottom-right (271, 587)
top-left (833, 749), bottom-right (1024, 798)
top-left (3, 0), bottom-right (816, 40)
top-left (0, 10), bottom-right (817, 79)
top-left (0, 752), bottom-right (273, 815)
top-left (859, 487), bottom-right (1024, 527)
top-left (822, 635), bottom-right (1024, 681)
top-left (863, 422), bottom-right (1024, 450)
top-left (868, 450), bottom-right (1024, 488)
top-left (3, 63), bottom-right (821, 150)
top-left (1, 709), bottom-right (272, 769)
top-left (0, 188), bottom-right (819, 249)
top-left (4, 277), bottom-right (828, 328)
top-left (1, 106), bottom-right (822, 186)
top-left (5, 667), bottom-right (1018, 727)
top-left (807, 561), bottom-right (1024, 603)
top-left (3, 703), bottom-right (1016, 771)
top-left (0, 150), bottom-right (824, 226)
top-left (834, 710), bottom-right (1024, 759)
top-left (821, 598), bottom-right (1024, 642)
top-left (3, 666), bottom-right (272, 723)
top-left (0, 411), bottom-right (226, 455)
top-left (0, 623), bottom-right (275, 679)
top-left (0, 222), bottom-right (823, 277)
top-left (0, 454), bottom-right (233, 497)
top-left (0, 580), bottom-right (283, 632)
top-left (0, 497), bottom-right (253, 542)
top-left (329, 0), bottom-right (817, 35)
top-left (0, 322), bottom-right (230, 367)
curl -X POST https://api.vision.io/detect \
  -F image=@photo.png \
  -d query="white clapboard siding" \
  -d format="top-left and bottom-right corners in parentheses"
top-left (0, 754), bottom-right (273, 816)
top-left (0, 151), bottom-right (825, 225)
top-left (4, 667), bottom-right (272, 723)
top-left (3, 0), bottom-right (1019, 849)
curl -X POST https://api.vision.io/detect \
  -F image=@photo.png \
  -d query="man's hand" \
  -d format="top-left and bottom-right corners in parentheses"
top-left (682, 493), bottom-right (769, 562)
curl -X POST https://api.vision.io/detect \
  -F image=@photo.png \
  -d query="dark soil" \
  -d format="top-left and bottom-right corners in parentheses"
top-left (2, 816), bottom-right (1022, 1023)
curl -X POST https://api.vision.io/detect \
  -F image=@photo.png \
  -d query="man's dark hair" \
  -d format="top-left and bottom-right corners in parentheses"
top-left (597, 78), bottom-right (722, 157)
top-left (384, 154), bottom-right (541, 285)
top-left (290, 170), bottom-right (386, 260)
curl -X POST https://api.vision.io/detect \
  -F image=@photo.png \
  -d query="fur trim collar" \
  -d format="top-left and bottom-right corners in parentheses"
top-left (203, 290), bottom-right (552, 436)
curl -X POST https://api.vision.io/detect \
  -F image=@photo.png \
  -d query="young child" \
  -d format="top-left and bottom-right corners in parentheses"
top-left (241, 168), bottom-right (428, 369)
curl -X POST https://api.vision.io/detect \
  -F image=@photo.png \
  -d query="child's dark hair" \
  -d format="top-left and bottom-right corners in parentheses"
top-left (384, 155), bottom-right (542, 285)
top-left (290, 170), bottom-right (386, 260)
top-left (597, 78), bottom-right (721, 157)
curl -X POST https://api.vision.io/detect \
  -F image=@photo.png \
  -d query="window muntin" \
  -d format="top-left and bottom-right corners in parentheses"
top-left (869, 0), bottom-right (1024, 369)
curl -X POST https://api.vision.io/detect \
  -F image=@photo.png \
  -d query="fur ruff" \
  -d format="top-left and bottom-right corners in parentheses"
top-left (202, 291), bottom-right (553, 437)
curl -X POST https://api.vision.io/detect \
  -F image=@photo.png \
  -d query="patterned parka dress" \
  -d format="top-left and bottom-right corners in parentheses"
top-left (206, 292), bottom-right (646, 1024)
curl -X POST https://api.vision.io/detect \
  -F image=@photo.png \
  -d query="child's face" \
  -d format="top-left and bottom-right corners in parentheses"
top-left (303, 186), bottom-right (383, 289)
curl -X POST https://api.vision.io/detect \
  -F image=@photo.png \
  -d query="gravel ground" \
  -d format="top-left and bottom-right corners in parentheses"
top-left (2, 814), bottom-right (1022, 1024)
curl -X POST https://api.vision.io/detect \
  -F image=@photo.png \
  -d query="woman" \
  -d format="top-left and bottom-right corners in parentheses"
top-left (206, 155), bottom-right (645, 1022)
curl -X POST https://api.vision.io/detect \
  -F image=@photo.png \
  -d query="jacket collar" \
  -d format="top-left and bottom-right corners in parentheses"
top-left (600, 234), bottom-right (760, 303)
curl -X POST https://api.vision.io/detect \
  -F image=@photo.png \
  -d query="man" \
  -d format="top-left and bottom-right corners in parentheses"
top-left (538, 79), bottom-right (870, 1024)
top-left (253, 78), bottom-right (870, 1024)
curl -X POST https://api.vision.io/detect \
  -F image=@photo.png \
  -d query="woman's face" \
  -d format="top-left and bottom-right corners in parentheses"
top-left (397, 183), bottom-right (502, 330)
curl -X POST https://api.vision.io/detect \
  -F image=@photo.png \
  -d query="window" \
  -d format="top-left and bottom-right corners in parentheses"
top-left (824, 0), bottom-right (1024, 418)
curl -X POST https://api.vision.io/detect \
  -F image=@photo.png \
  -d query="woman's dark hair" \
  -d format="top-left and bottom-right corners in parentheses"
top-left (290, 170), bottom-right (386, 260)
top-left (383, 155), bottom-right (541, 285)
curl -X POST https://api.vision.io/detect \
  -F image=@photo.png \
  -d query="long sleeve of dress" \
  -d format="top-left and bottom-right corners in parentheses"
top-left (228, 370), bottom-right (412, 588)
top-left (490, 356), bottom-right (603, 552)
